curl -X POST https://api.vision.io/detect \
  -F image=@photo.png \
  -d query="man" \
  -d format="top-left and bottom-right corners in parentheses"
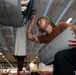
top-left (27, 15), bottom-right (76, 75)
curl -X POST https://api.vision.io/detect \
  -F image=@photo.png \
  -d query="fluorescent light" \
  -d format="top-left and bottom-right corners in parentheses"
top-left (36, 56), bottom-right (38, 58)
top-left (0, 53), bottom-right (2, 55)
top-left (66, 18), bottom-right (72, 23)
top-left (2, 56), bottom-right (5, 58)
top-left (34, 59), bottom-right (35, 61)
top-left (4, 58), bottom-right (7, 61)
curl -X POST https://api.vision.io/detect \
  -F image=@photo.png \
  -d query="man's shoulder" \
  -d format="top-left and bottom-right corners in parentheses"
top-left (57, 22), bottom-right (68, 25)
top-left (56, 22), bottom-right (70, 27)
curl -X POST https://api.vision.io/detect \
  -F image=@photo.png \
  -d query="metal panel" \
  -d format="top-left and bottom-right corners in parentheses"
top-left (39, 26), bottom-right (75, 65)
top-left (14, 25), bottom-right (26, 56)
top-left (0, 0), bottom-right (22, 27)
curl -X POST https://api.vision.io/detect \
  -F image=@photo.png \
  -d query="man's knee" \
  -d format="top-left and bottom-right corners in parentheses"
top-left (54, 50), bottom-right (67, 60)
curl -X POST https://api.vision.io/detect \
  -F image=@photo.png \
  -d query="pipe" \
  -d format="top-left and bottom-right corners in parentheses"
top-left (44, 0), bottom-right (54, 16)
top-left (55, 0), bottom-right (75, 24)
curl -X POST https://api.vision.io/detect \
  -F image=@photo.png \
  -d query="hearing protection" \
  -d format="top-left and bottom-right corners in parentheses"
top-left (46, 16), bottom-right (55, 26)
top-left (47, 16), bottom-right (52, 21)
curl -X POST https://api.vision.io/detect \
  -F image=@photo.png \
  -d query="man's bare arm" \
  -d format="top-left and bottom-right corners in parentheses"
top-left (26, 15), bottom-right (40, 43)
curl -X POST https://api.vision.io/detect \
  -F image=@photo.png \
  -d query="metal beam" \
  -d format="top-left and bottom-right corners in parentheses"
top-left (0, 27), bottom-right (14, 50)
top-left (0, 34), bottom-right (8, 50)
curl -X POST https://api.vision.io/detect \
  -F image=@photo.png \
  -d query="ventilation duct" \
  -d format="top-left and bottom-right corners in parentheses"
top-left (0, 0), bottom-right (22, 27)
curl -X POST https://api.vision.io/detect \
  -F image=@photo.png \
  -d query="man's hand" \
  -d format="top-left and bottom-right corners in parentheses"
top-left (68, 39), bottom-right (76, 48)
top-left (31, 15), bottom-right (36, 20)
top-left (30, 15), bottom-right (36, 22)
top-left (28, 15), bottom-right (36, 27)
